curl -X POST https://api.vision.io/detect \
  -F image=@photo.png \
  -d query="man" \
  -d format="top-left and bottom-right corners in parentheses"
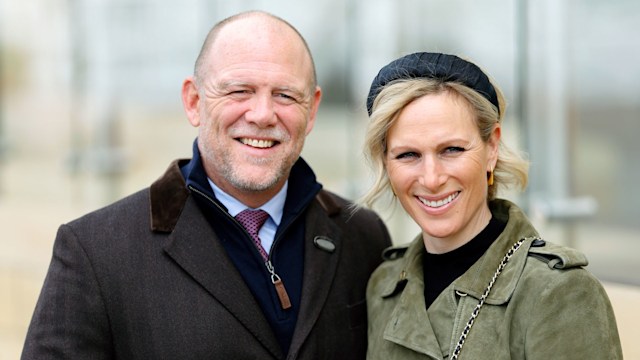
top-left (22, 10), bottom-right (391, 360)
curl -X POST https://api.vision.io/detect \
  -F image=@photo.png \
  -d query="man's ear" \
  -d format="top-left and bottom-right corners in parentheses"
top-left (182, 76), bottom-right (200, 127)
top-left (305, 86), bottom-right (322, 135)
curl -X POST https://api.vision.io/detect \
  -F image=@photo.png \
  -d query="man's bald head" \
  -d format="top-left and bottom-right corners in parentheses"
top-left (193, 11), bottom-right (317, 90)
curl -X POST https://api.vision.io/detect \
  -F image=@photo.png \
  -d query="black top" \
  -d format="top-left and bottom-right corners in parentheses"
top-left (423, 216), bottom-right (506, 309)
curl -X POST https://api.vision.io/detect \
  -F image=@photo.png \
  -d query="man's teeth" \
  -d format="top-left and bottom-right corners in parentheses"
top-left (240, 138), bottom-right (274, 148)
top-left (419, 192), bottom-right (459, 208)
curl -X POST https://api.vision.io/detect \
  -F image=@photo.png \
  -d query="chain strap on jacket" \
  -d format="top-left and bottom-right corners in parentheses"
top-left (450, 237), bottom-right (541, 360)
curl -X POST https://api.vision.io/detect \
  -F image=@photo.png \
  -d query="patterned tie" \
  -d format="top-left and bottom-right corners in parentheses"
top-left (235, 209), bottom-right (270, 261)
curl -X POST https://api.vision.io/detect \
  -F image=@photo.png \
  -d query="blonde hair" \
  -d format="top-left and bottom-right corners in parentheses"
top-left (361, 78), bottom-right (528, 207)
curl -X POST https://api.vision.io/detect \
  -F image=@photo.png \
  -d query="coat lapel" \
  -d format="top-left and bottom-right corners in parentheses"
top-left (163, 198), bottom-right (283, 359)
top-left (288, 199), bottom-right (342, 355)
top-left (383, 238), bottom-right (446, 359)
top-left (384, 284), bottom-right (444, 359)
top-left (452, 202), bottom-right (540, 305)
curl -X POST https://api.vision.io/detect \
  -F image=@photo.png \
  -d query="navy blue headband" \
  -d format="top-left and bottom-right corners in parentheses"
top-left (366, 52), bottom-right (500, 116)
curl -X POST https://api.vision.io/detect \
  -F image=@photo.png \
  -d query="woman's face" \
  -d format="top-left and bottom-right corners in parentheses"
top-left (385, 91), bottom-right (500, 254)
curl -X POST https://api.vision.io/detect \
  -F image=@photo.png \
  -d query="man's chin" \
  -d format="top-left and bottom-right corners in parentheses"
top-left (238, 181), bottom-right (278, 193)
top-left (229, 171), bottom-right (281, 193)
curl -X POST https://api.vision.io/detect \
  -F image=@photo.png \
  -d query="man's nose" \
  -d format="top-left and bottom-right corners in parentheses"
top-left (245, 93), bottom-right (277, 127)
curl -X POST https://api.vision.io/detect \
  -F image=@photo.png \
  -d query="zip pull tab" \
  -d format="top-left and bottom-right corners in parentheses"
top-left (265, 260), bottom-right (292, 310)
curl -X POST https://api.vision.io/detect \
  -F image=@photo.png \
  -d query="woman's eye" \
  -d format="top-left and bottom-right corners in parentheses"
top-left (444, 146), bottom-right (465, 154)
top-left (396, 152), bottom-right (418, 160)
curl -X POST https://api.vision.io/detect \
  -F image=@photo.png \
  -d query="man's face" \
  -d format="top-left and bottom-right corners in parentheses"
top-left (185, 17), bottom-right (321, 206)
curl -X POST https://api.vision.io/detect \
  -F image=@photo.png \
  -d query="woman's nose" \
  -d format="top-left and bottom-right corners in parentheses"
top-left (418, 158), bottom-right (446, 190)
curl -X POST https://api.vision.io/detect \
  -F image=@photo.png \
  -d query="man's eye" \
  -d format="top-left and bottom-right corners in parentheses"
top-left (275, 93), bottom-right (297, 103)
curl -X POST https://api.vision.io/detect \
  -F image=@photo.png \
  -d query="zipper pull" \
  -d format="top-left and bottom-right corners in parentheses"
top-left (265, 261), bottom-right (292, 309)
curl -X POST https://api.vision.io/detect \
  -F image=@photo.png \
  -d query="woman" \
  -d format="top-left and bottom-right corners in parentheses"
top-left (362, 52), bottom-right (622, 359)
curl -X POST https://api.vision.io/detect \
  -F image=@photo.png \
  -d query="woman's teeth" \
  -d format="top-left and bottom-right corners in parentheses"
top-left (419, 192), bottom-right (459, 208)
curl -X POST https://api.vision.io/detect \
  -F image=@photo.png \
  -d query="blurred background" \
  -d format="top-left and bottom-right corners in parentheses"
top-left (1, 0), bottom-right (638, 358)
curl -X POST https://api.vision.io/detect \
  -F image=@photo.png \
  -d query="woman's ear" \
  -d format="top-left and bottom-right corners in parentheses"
top-left (488, 124), bottom-right (501, 170)
top-left (181, 76), bottom-right (201, 127)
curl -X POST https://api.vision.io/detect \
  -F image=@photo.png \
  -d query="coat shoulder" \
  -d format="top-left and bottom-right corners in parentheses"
top-left (527, 239), bottom-right (588, 269)
top-left (315, 189), bottom-right (373, 219)
top-left (520, 239), bottom-right (604, 299)
top-left (315, 190), bottom-right (390, 238)
top-left (67, 188), bottom-right (151, 230)
top-left (61, 188), bottom-right (154, 257)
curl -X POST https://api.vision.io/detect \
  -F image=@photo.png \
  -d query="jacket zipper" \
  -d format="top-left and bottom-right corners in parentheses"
top-left (188, 185), bottom-right (292, 310)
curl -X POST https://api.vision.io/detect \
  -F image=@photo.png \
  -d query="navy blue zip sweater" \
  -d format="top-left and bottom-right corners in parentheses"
top-left (180, 140), bottom-right (322, 355)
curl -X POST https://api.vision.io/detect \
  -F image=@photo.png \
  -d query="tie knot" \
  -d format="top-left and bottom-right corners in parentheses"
top-left (235, 209), bottom-right (269, 236)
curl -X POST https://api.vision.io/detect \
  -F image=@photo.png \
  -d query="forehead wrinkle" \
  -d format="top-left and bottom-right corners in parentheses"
top-left (217, 80), bottom-right (249, 89)
top-left (215, 80), bottom-right (309, 100)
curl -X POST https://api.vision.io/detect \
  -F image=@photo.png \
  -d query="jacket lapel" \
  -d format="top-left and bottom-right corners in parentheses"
top-left (452, 202), bottom-right (539, 305)
top-left (163, 198), bottom-right (283, 359)
top-left (383, 238), bottom-right (446, 359)
top-left (287, 198), bottom-right (342, 356)
top-left (385, 285), bottom-right (444, 359)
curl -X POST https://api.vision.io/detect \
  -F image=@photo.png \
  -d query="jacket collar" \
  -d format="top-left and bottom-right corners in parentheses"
top-left (379, 199), bottom-right (592, 357)
top-left (378, 200), bottom-right (539, 357)
top-left (149, 139), bottom-right (325, 234)
top-left (451, 199), bottom-right (539, 304)
top-left (148, 142), bottom-right (343, 358)
top-left (381, 235), bottom-right (446, 357)
top-left (149, 159), bottom-right (191, 233)
top-left (381, 200), bottom-right (541, 306)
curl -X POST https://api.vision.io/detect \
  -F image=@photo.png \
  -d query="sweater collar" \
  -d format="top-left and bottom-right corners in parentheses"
top-left (382, 200), bottom-right (541, 305)
top-left (451, 199), bottom-right (539, 304)
top-left (182, 139), bottom-right (322, 221)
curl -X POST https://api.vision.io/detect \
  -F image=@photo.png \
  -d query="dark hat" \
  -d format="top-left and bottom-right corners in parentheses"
top-left (366, 52), bottom-right (499, 116)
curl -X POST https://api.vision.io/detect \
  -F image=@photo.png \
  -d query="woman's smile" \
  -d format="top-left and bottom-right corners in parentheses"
top-left (417, 191), bottom-right (460, 209)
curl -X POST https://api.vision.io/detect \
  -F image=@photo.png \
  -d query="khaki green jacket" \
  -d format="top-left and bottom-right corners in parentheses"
top-left (367, 199), bottom-right (622, 359)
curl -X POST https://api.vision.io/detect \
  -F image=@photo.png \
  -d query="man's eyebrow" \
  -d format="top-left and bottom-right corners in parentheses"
top-left (274, 86), bottom-right (308, 98)
top-left (217, 81), bottom-right (250, 89)
top-left (213, 81), bottom-right (310, 99)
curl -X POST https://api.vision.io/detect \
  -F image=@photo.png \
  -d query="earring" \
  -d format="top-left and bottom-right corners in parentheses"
top-left (487, 170), bottom-right (494, 186)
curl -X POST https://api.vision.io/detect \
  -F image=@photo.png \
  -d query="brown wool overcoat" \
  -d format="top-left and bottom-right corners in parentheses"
top-left (22, 159), bottom-right (391, 360)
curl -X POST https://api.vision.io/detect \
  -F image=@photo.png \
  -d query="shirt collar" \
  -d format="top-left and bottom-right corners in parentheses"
top-left (207, 178), bottom-right (287, 226)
